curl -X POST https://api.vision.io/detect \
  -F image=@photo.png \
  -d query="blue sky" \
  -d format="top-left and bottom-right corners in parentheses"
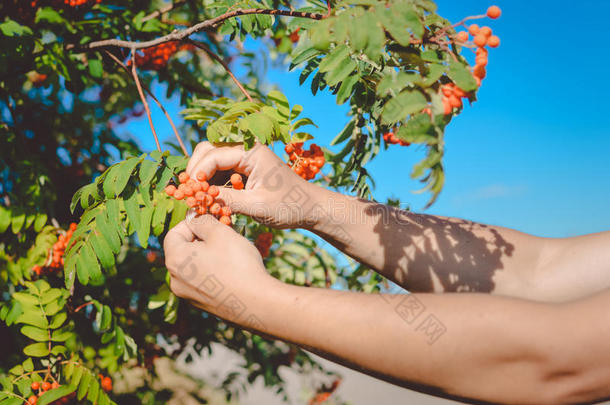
top-left (126, 0), bottom-right (610, 238)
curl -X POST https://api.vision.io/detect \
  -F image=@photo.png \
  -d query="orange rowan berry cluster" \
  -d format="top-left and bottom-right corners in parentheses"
top-left (29, 381), bottom-right (76, 404)
top-left (165, 171), bottom-right (233, 226)
top-left (440, 83), bottom-right (470, 115)
top-left (285, 143), bottom-right (325, 180)
top-left (254, 232), bottom-right (273, 258)
top-left (129, 42), bottom-right (191, 71)
top-left (446, 5), bottom-right (502, 115)
top-left (32, 223), bottom-right (77, 277)
top-left (383, 131), bottom-right (410, 146)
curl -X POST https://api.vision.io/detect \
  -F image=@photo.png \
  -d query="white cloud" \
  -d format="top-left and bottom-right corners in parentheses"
top-left (452, 184), bottom-right (527, 205)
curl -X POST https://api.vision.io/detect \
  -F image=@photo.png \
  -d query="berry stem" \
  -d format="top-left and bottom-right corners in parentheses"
top-left (130, 50), bottom-right (162, 153)
top-left (186, 40), bottom-right (254, 103)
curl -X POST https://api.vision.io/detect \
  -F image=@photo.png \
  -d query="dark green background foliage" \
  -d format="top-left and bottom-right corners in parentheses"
top-left (1, 0), bottom-right (476, 403)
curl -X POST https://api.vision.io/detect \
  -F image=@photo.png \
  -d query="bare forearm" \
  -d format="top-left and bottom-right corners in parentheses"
top-left (303, 185), bottom-right (551, 299)
top-left (247, 283), bottom-right (569, 404)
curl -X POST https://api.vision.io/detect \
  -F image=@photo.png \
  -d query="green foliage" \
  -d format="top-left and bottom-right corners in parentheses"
top-left (182, 90), bottom-right (316, 148)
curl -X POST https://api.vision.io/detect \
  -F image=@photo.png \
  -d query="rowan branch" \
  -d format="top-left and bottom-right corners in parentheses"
top-left (68, 8), bottom-right (324, 52)
top-left (130, 51), bottom-right (162, 153)
top-left (104, 50), bottom-right (189, 156)
top-left (186, 39), bottom-right (253, 102)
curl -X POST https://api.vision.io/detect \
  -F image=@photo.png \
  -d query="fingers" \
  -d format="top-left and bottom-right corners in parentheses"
top-left (215, 187), bottom-right (264, 217)
top-left (163, 221), bottom-right (198, 269)
top-left (186, 145), bottom-right (251, 182)
top-left (186, 142), bottom-right (215, 174)
top-left (184, 212), bottom-right (229, 241)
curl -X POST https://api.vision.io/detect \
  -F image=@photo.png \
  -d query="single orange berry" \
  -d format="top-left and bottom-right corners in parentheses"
top-left (178, 172), bottom-right (189, 184)
top-left (51, 382), bottom-right (59, 389)
top-left (165, 185), bottom-right (176, 196)
top-left (219, 216), bottom-right (232, 226)
top-left (196, 205), bottom-right (207, 215)
top-left (186, 179), bottom-right (197, 188)
top-left (173, 189), bottom-right (185, 200)
top-left (196, 171), bottom-right (207, 182)
top-left (473, 65), bottom-right (487, 79)
top-left (31, 382), bottom-right (40, 391)
top-left (479, 26), bottom-right (492, 37)
top-left (285, 144), bottom-right (295, 154)
top-left (209, 203), bottom-right (221, 216)
top-left (475, 56), bottom-right (488, 66)
top-left (204, 194), bottom-right (214, 207)
top-left (69, 223), bottom-right (78, 231)
top-left (186, 196), bottom-right (197, 208)
top-left (487, 35), bottom-right (500, 48)
top-left (456, 31), bottom-right (469, 42)
top-left (468, 24), bottom-right (480, 35)
top-left (486, 5), bottom-right (501, 19)
top-left (208, 185), bottom-right (220, 197)
top-left (182, 186), bottom-right (194, 197)
top-left (221, 206), bottom-right (232, 217)
top-left (42, 382), bottom-right (51, 391)
top-left (230, 173), bottom-right (243, 187)
top-left (195, 191), bottom-right (206, 201)
top-left (28, 395), bottom-right (37, 404)
top-left (473, 34), bottom-right (487, 47)
top-left (200, 180), bottom-right (210, 192)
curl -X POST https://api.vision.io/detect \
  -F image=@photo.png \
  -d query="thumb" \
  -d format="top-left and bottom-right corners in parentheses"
top-left (184, 210), bottom-right (228, 241)
top-left (163, 220), bottom-right (196, 258)
top-left (216, 187), bottom-right (267, 218)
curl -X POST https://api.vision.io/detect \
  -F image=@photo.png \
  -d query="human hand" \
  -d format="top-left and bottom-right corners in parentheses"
top-left (163, 215), bottom-right (277, 322)
top-left (185, 142), bottom-right (320, 228)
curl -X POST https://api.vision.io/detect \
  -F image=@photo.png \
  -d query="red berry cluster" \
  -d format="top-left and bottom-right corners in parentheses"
top-left (444, 5), bottom-right (501, 114)
top-left (32, 223), bottom-right (77, 277)
top-left (254, 232), bottom-right (273, 258)
top-left (440, 83), bottom-right (470, 115)
top-left (165, 172), bottom-right (233, 226)
top-left (383, 131), bottom-right (410, 146)
top-left (129, 42), bottom-right (191, 71)
top-left (285, 143), bottom-right (325, 180)
top-left (29, 381), bottom-right (76, 404)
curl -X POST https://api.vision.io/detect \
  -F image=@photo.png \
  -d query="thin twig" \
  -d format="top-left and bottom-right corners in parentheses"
top-left (68, 9), bottom-right (324, 52)
top-left (130, 50), bottom-right (162, 152)
top-left (142, 0), bottom-right (188, 22)
top-left (74, 301), bottom-right (94, 313)
top-left (104, 50), bottom-right (189, 156)
top-left (186, 39), bottom-right (253, 102)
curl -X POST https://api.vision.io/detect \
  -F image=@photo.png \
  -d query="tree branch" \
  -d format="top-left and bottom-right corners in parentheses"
top-left (104, 51), bottom-right (189, 156)
top-left (186, 39), bottom-right (253, 102)
top-left (68, 8), bottom-right (324, 52)
top-left (130, 51), bottom-right (162, 152)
